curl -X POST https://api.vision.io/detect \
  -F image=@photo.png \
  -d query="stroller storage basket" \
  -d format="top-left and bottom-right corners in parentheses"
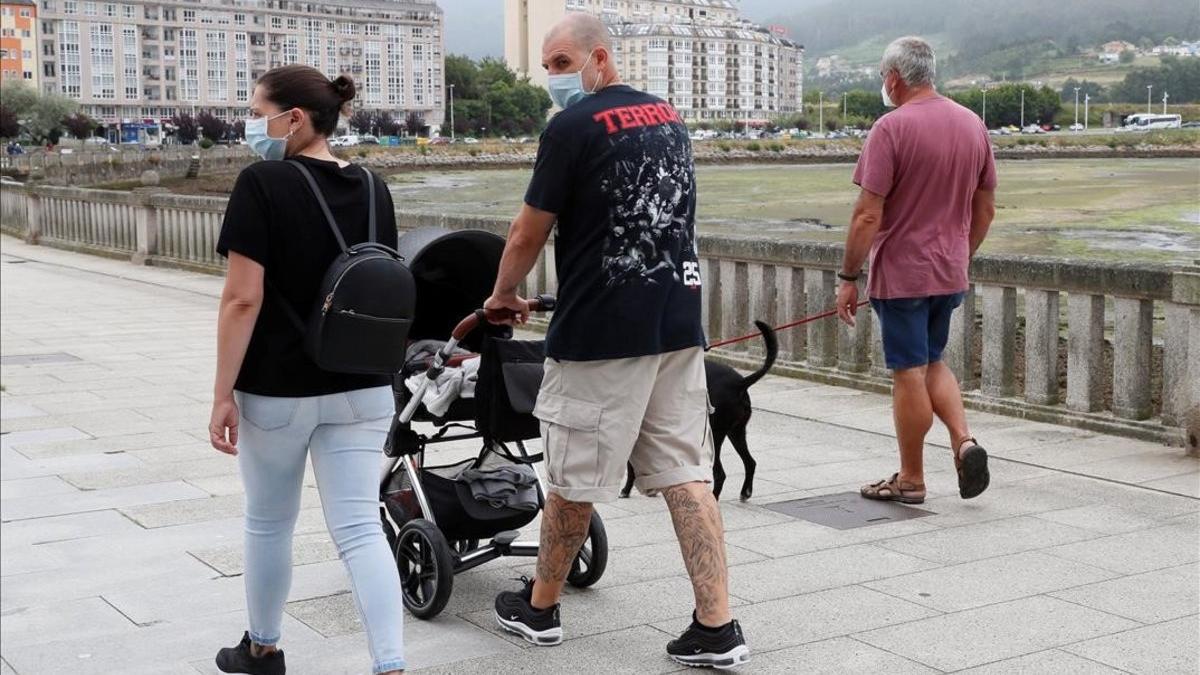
top-left (383, 457), bottom-right (541, 541)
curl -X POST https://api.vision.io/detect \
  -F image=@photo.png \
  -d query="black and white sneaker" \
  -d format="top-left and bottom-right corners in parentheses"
top-left (493, 577), bottom-right (562, 646)
top-left (215, 631), bottom-right (286, 675)
top-left (667, 614), bottom-right (750, 669)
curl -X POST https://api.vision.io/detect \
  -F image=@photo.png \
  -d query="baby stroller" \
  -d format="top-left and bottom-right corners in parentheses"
top-left (378, 227), bottom-right (608, 620)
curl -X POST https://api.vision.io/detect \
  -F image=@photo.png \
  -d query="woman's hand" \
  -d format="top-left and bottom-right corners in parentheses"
top-left (209, 395), bottom-right (240, 455)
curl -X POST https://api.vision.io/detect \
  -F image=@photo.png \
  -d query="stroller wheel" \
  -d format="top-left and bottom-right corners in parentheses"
top-left (394, 519), bottom-right (455, 619)
top-left (567, 512), bottom-right (608, 588)
top-left (451, 539), bottom-right (480, 556)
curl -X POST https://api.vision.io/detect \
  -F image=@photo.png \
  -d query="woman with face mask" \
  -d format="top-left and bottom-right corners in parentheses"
top-left (208, 65), bottom-right (405, 675)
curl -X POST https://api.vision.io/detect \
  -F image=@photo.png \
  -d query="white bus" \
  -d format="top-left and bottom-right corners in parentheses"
top-left (1122, 113), bottom-right (1183, 130)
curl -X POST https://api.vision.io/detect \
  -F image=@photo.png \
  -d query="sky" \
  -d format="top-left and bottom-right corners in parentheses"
top-left (441, 0), bottom-right (790, 60)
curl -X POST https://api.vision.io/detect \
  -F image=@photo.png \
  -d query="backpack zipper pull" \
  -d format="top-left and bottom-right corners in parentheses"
top-left (322, 292), bottom-right (334, 313)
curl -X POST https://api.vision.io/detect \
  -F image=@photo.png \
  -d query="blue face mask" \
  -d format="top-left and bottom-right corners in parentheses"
top-left (547, 49), bottom-right (598, 109)
top-left (244, 110), bottom-right (292, 160)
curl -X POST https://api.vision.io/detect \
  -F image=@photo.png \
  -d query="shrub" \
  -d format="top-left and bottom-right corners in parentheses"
top-left (468, 148), bottom-right (479, 157)
top-left (717, 143), bottom-right (731, 152)
top-left (357, 149), bottom-right (369, 158)
top-left (746, 141), bottom-right (761, 152)
top-left (768, 142), bottom-right (784, 153)
top-left (197, 138), bottom-right (214, 149)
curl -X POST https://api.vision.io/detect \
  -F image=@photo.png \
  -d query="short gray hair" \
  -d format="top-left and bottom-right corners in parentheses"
top-left (881, 36), bottom-right (936, 86)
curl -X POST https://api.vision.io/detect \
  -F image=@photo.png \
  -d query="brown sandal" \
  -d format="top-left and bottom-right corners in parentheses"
top-left (861, 473), bottom-right (926, 504)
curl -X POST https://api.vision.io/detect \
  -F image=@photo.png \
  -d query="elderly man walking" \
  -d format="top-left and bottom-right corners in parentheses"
top-left (481, 13), bottom-right (748, 669)
top-left (836, 36), bottom-right (997, 504)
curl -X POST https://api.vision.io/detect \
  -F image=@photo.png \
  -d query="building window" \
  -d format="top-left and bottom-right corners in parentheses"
top-left (64, 0), bottom-right (76, 13)
top-left (122, 25), bottom-right (138, 99)
top-left (364, 41), bottom-right (380, 104)
top-left (83, 1), bottom-right (95, 16)
top-left (179, 29), bottom-right (199, 101)
top-left (122, 4), bottom-right (134, 19)
top-left (59, 20), bottom-right (80, 96)
top-left (206, 31), bottom-right (227, 101)
top-left (234, 32), bottom-right (248, 100)
top-left (183, 9), bottom-right (195, 23)
top-left (90, 23), bottom-right (116, 99)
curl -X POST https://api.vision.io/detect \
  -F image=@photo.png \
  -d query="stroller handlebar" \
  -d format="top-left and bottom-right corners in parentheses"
top-left (451, 294), bottom-right (556, 341)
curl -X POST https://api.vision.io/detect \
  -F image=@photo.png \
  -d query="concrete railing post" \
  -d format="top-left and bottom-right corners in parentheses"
top-left (981, 285), bottom-right (1017, 397)
top-left (1024, 289), bottom-right (1061, 405)
top-left (1163, 269), bottom-right (1199, 453)
top-left (1067, 293), bottom-right (1106, 413)
top-left (720, 260), bottom-right (749, 352)
top-left (24, 189), bottom-right (42, 245)
top-left (804, 268), bottom-right (837, 367)
top-left (944, 285), bottom-right (976, 389)
top-left (777, 265), bottom-right (806, 362)
top-left (747, 263), bottom-right (777, 357)
top-left (1112, 297), bottom-right (1154, 420)
top-left (837, 277), bottom-right (872, 373)
top-left (703, 257), bottom-right (722, 343)
top-left (131, 188), bottom-right (166, 265)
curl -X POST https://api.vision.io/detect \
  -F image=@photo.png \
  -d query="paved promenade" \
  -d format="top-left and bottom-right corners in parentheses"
top-left (1, 237), bottom-right (1197, 675)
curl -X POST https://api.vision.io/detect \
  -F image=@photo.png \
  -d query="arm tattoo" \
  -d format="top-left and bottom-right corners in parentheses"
top-left (663, 484), bottom-right (729, 620)
top-left (535, 493), bottom-right (593, 584)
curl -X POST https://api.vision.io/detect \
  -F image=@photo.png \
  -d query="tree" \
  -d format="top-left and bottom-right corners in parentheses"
top-left (0, 80), bottom-right (39, 120)
top-left (1109, 55), bottom-right (1200, 103)
top-left (374, 111), bottom-right (401, 136)
top-left (1060, 78), bottom-right (1106, 103)
top-left (348, 109), bottom-right (374, 134)
top-left (62, 113), bottom-right (96, 140)
top-left (0, 105), bottom-right (19, 139)
top-left (404, 111), bottom-right (426, 136)
top-left (948, 84), bottom-right (1061, 128)
top-left (172, 113), bottom-right (199, 144)
top-left (231, 119), bottom-right (245, 140)
top-left (196, 112), bottom-right (229, 142)
top-left (445, 54), bottom-right (480, 99)
top-left (1119, 49), bottom-right (1136, 64)
top-left (25, 94), bottom-right (77, 144)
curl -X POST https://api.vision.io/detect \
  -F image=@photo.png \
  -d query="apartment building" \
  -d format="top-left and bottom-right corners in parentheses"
top-left (1, 0), bottom-right (39, 86)
top-left (34, 0), bottom-right (444, 129)
top-left (505, 0), bottom-right (803, 122)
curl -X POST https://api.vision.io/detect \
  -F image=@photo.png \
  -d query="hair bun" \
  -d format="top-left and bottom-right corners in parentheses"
top-left (331, 75), bottom-right (356, 104)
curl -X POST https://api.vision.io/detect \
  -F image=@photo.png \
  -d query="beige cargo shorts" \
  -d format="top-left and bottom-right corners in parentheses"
top-left (533, 346), bottom-right (713, 503)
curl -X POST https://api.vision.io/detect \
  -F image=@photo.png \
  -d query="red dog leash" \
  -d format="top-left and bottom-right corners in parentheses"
top-left (706, 301), bottom-right (870, 350)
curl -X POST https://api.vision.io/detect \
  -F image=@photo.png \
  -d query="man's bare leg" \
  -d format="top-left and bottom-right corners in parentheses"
top-left (662, 481), bottom-right (732, 627)
top-left (530, 492), bottom-right (593, 610)
top-left (892, 365), bottom-right (932, 485)
top-left (926, 360), bottom-right (974, 454)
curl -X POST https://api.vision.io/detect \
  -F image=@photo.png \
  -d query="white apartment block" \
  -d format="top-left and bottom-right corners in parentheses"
top-left (505, 0), bottom-right (803, 122)
top-left (35, 0), bottom-right (444, 127)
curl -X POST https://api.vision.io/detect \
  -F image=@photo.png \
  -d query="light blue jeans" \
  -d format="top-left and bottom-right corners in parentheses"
top-left (235, 385), bottom-right (405, 674)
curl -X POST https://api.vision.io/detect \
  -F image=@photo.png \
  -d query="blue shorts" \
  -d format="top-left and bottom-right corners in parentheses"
top-left (870, 293), bottom-right (966, 371)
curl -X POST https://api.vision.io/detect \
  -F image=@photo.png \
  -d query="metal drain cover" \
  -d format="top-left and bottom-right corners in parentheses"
top-left (1, 352), bottom-right (82, 365)
top-left (764, 492), bottom-right (933, 530)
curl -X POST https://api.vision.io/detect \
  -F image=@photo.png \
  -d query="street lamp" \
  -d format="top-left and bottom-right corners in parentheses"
top-left (842, 91), bottom-right (847, 127)
top-left (818, 90), bottom-right (823, 135)
top-left (1146, 84), bottom-right (1153, 114)
top-left (1084, 93), bottom-right (1090, 130)
top-left (1020, 87), bottom-right (1025, 128)
top-left (447, 83), bottom-right (455, 141)
top-left (1073, 87), bottom-right (1080, 128)
top-left (1162, 91), bottom-right (1169, 114)
top-left (981, 86), bottom-right (987, 128)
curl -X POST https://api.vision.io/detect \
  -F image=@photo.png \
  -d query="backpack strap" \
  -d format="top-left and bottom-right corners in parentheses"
top-left (286, 158), bottom-right (349, 253)
top-left (363, 166), bottom-right (377, 244)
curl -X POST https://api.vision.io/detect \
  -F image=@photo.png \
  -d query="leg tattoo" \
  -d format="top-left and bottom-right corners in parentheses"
top-left (663, 483), bottom-right (731, 625)
top-left (534, 493), bottom-right (593, 601)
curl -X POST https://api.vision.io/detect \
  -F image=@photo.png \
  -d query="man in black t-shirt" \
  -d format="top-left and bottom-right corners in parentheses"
top-left (485, 13), bottom-right (748, 669)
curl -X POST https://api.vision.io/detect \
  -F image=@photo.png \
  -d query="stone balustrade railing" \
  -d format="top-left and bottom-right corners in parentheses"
top-left (2, 183), bottom-right (1196, 450)
top-left (0, 146), bottom-right (254, 185)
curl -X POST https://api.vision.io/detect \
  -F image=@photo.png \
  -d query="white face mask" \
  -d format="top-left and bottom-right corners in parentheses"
top-left (547, 48), bottom-right (600, 109)
top-left (881, 76), bottom-right (896, 108)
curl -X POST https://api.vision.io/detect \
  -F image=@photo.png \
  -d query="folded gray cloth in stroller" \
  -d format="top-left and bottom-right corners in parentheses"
top-left (457, 465), bottom-right (540, 512)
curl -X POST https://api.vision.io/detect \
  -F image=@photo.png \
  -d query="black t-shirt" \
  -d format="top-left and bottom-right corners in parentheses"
top-left (216, 155), bottom-right (398, 397)
top-left (525, 85), bottom-right (705, 361)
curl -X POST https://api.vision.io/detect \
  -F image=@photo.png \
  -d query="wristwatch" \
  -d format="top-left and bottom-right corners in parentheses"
top-left (836, 271), bottom-right (860, 282)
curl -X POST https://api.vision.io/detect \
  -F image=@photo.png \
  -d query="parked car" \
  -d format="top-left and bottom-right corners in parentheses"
top-left (84, 136), bottom-right (109, 146)
top-left (429, 136), bottom-right (451, 145)
top-left (1181, 121), bottom-right (1200, 129)
top-left (1021, 124), bottom-right (1045, 134)
top-left (1069, 123), bottom-right (1084, 131)
top-left (359, 135), bottom-right (379, 145)
top-left (462, 137), bottom-right (480, 144)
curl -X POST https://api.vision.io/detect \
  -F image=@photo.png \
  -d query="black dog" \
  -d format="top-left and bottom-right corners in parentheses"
top-left (620, 322), bottom-right (778, 501)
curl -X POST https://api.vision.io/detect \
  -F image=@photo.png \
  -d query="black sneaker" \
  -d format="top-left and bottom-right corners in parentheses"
top-left (215, 631), bottom-right (286, 675)
top-left (667, 614), bottom-right (750, 669)
top-left (493, 577), bottom-right (562, 646)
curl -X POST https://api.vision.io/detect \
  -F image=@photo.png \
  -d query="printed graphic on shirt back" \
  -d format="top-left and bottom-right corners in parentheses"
top-left (593, 103), bottom-right (700, 290)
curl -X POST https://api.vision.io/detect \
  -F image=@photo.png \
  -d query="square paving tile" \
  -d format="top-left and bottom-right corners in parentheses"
top-left (876, 515), bottom-right (1098, 564)
top-left (955, 648), bottom-right (1126, 674)
top-left (745, 637), bottom-right (939, 675)
top-left (855, 595), bottom-right (1138, 671)
top-left (1045, 524), bottom-right (1200, 575)
top-left (1051, 564), bottom-right (1200, 624)
top-left (1063, 615), bottom-right (1200, 675)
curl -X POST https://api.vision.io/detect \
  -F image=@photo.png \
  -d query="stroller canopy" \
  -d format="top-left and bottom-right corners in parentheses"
top-left (397, 227), bottom-right (508, 349)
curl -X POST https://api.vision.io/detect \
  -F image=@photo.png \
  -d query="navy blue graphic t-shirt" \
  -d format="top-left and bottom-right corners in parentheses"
top-left (525, 84), bottom-right (705, 361)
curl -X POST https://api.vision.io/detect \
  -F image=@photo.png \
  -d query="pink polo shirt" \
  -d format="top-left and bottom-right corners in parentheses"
top-left (853, 95), bottom-right (997, 300)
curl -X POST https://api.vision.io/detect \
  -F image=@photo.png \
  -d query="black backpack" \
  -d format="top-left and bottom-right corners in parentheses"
top-left (273, 159), bottom-right (416, 374)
